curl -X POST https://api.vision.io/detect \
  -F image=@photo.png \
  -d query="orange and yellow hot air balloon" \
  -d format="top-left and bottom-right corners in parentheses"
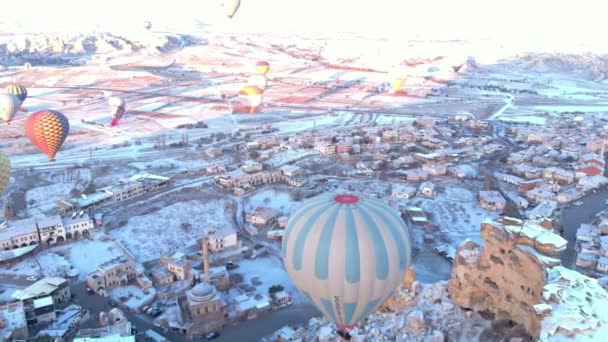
top-left (223, 0), bottom-right (241, 19)
top-left (388, 68), bottom-right (408, 93)
top-left (25, 110), bottom-right (70, 161)
top-left (255, 60), bottom-right (270, 75)
top-left (238, 85), bottom-right (263, 114)
top-left (248, 74), bottom-right (268, 91)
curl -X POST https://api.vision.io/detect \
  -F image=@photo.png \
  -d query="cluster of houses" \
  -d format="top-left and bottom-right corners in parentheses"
top-left (0, 212), bottom-right (93, 263)
top-left (214, 164), bottom-right (308, 196)
top-left (56, 174), bottom-right (171, 214)
top-left (575, 213), bottom-right (608, 275)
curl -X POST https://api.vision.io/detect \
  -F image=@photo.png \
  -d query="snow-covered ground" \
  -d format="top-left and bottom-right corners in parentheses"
top-left (264, 149), bottom-right (316, 168)
top-left (243, 190), bottom-right (302, 217)
top-left (110, 200), bottom-right (231, 262)
top-left (497, 115), bottom-right (547, 125)
top-left (415, 185), bottom-right (499, 248)
top-left (231, 256), bottom-right (305, 305)
top-left (4, 238), bottom-right (125, 279)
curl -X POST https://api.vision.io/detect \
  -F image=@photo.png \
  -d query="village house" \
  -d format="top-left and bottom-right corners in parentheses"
top-left (576, 164), bottom-right (604, 178)
top-left (561, 144), bottom-right (584, 158)
top-left (246, 141), bottom-right (260, 150)
top-left (246, 207), bottom-right (278, 226)
top-left (578, 175), bottom-right (608, 191)
top-left (391, 156), bottom-right (416, 169)
top-left (215, 169), bottom-right (283, 188)
top-left (62, 212), bottom-right (94, 240)
top-left (166, 255), bottom-right (192, 281)
top-left (556, 188), bottom-right (584, 204)
top-left (404, 169), bottom-right (429, 182)
top-left (279, 165), bottom-right (302, 178)
top-left (314, 141), bottom-right (336, 155)
top-left (581, 154), bottom-right (605, 168)
top-left (12, 277), bottom-right (71, 307)
top-left (242, 161), bottom-right (263, 173)
top-left (597, 257), bottom-right (608, 273)
top-left (422, 163), bottom-right (447, 176)
top-left (204, 147), bottom-right (223, 158)
top-left (576, 253), bottom-right (598, 269)
top-left (478, 191), bottom-right (507, 211)
top-left (0, 218), bottom-right (39, 250)
top-left (404, 206), bottom-right (429, 227)
top-left (206, 164), bottom-right (226, 174)
top-left (277, 216), bottom-right (289, 229)
top-left (494, 172), bottom-right (524, 186)
top-left (413, 152), bottom-right (442, 163)
top-left (272, 291), bottom-right (291, 307)
top-left (202, 226), bottom-right (238, 252)
top-left (527, 200), bottom-right (558, 220)
top-left (543, 167), bottom-right (575, 184)
top-left (419, 182), bottom-right (436, 199)
top-left (391, 184), bottom-right (418, 199)
top-left (36, 216), bottom-right (66, 246)
top-left (586, 139), bottom-right (605, 153)
top-left (526, 188), bottom-right (556, 203)
top-left (86, 257), bottom-right (136, 296)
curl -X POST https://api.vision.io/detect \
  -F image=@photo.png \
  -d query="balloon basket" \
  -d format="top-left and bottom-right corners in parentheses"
top-left (336, 329), bottom-right (352, 341)
top-left (48, 158), bottom-right (56, 163)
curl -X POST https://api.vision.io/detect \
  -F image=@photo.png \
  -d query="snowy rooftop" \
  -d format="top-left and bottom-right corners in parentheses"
top-left (203, 226), bottom-right (236, 239)
top-left (0, 218), bottom-right (38, 240)
top-left (77, 192), bottom-right (112, 207)
top-left (12, 277), bottom-right (68, 301)
top-left (250, 207), bottom-right (278, 220)
top-left (62, 213), bottom-right (91, 226)
top-left (74, 335), bottom-right (135, 342)
top-left (36, 215), bottom-right (63, 228)
top-left (0, 244), bottom-right (37, 262)
top-left (539, 266), bottom-right (608, 341)
top-left (479, 191), bottom-right (506, 203)
top-left (129, 174), bottom-right (170, 182)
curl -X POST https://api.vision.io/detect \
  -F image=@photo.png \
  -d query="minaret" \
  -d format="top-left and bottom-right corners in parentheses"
top-left (202, 236), bottom-right (210, 283)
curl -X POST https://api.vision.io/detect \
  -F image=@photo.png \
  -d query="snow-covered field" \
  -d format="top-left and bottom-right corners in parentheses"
top-left (232, 256), bottom-right (305, 305)
top-left (264, 149), bottom-right (316, 168)
top-left (4, 238), bottom-right (125, 279)
top-left (415, 185), bottom-right (499, 248)
top-left (243, 190), bottom-right (302, 217)
top-left (110, 200), bottom-right (231, 262)
top-left (110, 285), bottom-right (156, 311)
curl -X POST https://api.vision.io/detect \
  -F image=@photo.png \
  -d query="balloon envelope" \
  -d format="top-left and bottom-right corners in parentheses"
top-left (25, 110), bottom-right (70, 160)
top-left (282, 193), bottom-right (412, 328)
top-left (239, 86), bottom-right (263, 113)
top-left (0, 152), bottom-right (10, 197)
top-left (5, 84), bottom-right (27, 104)
top-left (247, 74), bottom-right (268, 91)
top-left (255, 60), bottom-right (270, 75)
top-left (0, 93), bottom-right (20, 122)
top-left (224, 0), bottom-right (241, 19)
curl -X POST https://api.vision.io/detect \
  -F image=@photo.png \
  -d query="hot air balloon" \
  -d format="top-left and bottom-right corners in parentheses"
top-left (247, 74), bottom-right (268, 91)
top-left (449, 55), bottom-right (468, 72)
top-left (238, 85), bottom-right (263, 114)
top-left (5, 84), bottom-right (28, 105)
top-left (143, 21), bottom-right (152, 31)
top-left (0, 93), bottom-right (20, 123)
top-left (25, 110), bottom-right (70, 161)
top-left (388, 68), bottom-right (407, 93)
top-left (283, 193), bottom-right (413, 333)
top-left (0, 152), bottom-right (11, 197)
top-left (108, 96), bottom-right (126, 127)
top-left (255, 61), bottom-right (270, 75)
top-left (223, 0), bottom-right (241, 19)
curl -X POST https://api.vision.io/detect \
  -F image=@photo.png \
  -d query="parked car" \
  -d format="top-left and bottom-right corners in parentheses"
top-left (26, 276), bottom-right (38, 282)
top-left (226, 261), bottom-right (239, 270)
top-left (206, 332), bottom-right (220, 340)
top-left (86, 287), bottom-right (95, 296)
top-left (142, 305), bottom-right (151, 313)
top-left (150, 308), bottom-right (163, 317)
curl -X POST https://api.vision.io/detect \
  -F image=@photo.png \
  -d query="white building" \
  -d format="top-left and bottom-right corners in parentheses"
top-left (62, 212), bottom-right (94, 240)
top-left (246, 207), bottom-right (278, 226)
top-left (242, 161), bottom-right (263, 173)
top-left (314, 142), bottom-right (336, 155)
top-left (0, 218), bottom-right (39, 250)
top-left (391, 184), bottom-right (418, 199)
top-left (419, 182), bottom-right (436, 198)
top-left (478, 191), bottom-right (507, 211)
top-left (36, 215), bottom-right (66, 246)
top-left (202, 226), bottom-right (238, 252)
top-left (422, 163), bottom-right (447, 176)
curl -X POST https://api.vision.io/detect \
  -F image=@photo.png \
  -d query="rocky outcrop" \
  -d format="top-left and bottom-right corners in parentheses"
top-left (449, 217), bottom-right (608, 341)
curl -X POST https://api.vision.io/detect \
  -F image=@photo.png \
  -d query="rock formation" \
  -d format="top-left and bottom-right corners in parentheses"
top-left (449, 217), bottom-right (608, 341)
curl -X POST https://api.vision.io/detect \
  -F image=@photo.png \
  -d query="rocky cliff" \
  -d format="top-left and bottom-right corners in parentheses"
top-left (449, 217), bottom-right (608, 341)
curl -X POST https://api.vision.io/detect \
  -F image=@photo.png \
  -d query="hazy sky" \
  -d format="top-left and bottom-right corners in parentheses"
top-left (3, 0), bottom-right (605, 48)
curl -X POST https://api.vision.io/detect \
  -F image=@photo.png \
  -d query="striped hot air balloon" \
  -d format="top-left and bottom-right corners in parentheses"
top-left (238, 85), bottom-right (263, 114)
top-left (0, 93), bottom-right (20, 123)
top-left (25, 110), bottom-right (70, 161)
top-left (0, 152), bottom-right (11, 196)
top-left (255, 60), bottom-right (270, 75)
top-left (283, 193), bottom-right (413, 331)
top-left (5, 84), bottom-right (27, 104)
top-left (247, 74), bottom-right (268, 91)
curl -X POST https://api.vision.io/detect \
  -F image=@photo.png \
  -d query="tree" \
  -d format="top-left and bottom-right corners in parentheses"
top-left (503, 201), bottom-right (521, 219)
top-left (268, 284), bottom-right (284, 295)
top-left (290, 189), bottom-right (305, 201)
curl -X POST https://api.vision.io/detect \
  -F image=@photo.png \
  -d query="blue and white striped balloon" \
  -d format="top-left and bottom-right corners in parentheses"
top-left (282, 192), bottom-right (413, 328)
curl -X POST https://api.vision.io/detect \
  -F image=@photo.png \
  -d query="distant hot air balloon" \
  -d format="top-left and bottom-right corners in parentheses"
top-left (247, 74), bottom-right (268, 91)
top-left (25, 110), bottom-right (70, 161)
top-left (5, 84), bottom-right (28, 105)
top-left (449, 55), bottom-right (468, 72)
top-left (238, 85), bottom-right (263, 114)
top-left (108, 96), bottom-right (126, 127)
top-left (0, 152), bottom-right (11, 197)
top-left (223, 0), bottom-right (241, 19)
top-left (0, 93), bottom-right (20, 123)
top-left (143, 21), bottom-right (152, 31)
top-left (424, 66), bottom-right (440, 81)
top-left (283, 193), bottom-right (413, 333)
top-left (255, 61), bottom-right (270, 75)
top-left (388, 68), bottom-right (407, 93)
